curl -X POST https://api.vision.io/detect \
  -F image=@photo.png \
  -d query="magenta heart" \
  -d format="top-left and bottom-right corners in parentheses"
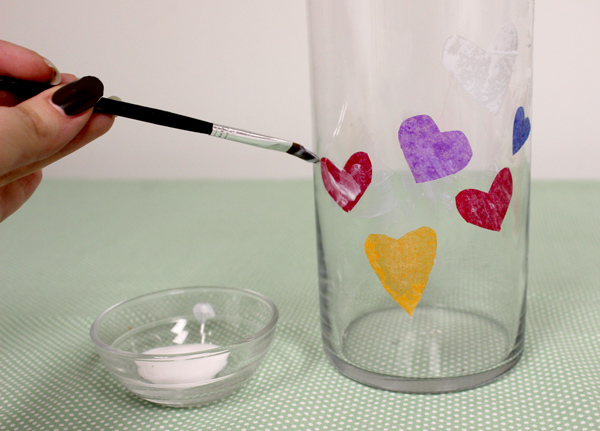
top-left (455, 168), bottom-right (513, 231)
top-left (321, 152), bottom-right (372, 212)
top-left (398, 115), bottom-right (472, 183)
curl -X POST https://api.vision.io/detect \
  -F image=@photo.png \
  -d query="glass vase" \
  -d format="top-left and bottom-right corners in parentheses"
top-left (308, 0), bottom-right (534, 393)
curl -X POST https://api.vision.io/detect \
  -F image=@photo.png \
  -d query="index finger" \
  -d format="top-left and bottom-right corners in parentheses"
top-left (0, 40), bottom-right (58, 83)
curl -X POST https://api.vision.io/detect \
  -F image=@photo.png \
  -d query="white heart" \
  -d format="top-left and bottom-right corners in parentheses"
top-left (443, 24), bottom-right (518, 114)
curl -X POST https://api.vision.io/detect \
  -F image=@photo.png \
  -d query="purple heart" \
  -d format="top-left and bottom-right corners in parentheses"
top-left (398, 115), bottom-right (472, 183)
top-left (512, 106), bottom-right (531, 155)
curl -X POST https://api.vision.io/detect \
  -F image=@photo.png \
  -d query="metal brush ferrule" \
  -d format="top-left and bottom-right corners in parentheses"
top-left (211, 124), bottom-right (293, 152)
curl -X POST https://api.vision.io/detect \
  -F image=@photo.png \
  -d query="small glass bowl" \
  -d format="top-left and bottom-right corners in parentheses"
top-left (90, 286), bottom-right (279, 407)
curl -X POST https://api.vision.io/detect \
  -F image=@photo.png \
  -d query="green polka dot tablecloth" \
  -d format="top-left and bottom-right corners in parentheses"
top-left (1, 180), bottom-right (600, 431)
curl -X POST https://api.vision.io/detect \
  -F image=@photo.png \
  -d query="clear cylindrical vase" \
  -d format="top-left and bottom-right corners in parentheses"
top-left (308, 0), bottom-right (534, 393)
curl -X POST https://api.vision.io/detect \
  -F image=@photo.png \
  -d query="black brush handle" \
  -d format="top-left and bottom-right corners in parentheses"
top-left (94, 98), bottom-right (214, 135)
top-left (0, 75), bottom-right (214, 135)
top-left (0, 75), bottom-right (53, 98)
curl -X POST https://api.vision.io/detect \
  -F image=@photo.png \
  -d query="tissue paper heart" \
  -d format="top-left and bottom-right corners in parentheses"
top-left (455, 168), bottom-right (513, 231)
top-left (443, 24), bottom-right (519, 113)
top-left (321, 152), bottom-right (372, 212)
top-left (398, 115), bottom-right (472, 183)
top-left (512, 106), bottom-right (531, 155)
top-left (365, 227), bottom-right (437, 316)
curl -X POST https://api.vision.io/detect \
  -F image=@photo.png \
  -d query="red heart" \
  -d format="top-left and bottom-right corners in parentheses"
top-left (455, 168), bottom-right (513, 231)
top-left (321, 152), bottom-right (372, 212)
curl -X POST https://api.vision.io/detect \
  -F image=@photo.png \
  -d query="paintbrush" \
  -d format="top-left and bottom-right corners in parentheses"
top-left (0, 75), bottom-right (319, 163)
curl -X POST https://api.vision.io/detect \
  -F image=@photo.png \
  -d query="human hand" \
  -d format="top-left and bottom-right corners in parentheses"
top-left (0, 40), bottom-right (115, 222)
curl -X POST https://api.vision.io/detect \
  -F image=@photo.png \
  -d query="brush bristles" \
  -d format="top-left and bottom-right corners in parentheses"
top-left (287, 143), bottom-right (319, 163)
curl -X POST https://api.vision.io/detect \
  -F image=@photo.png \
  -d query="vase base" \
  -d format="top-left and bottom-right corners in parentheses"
top-left (323, 305), bottom-right (525, 393)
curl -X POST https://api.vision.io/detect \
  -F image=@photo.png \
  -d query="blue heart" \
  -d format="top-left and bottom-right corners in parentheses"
top-left (513, 106), bottom-right (531, 155)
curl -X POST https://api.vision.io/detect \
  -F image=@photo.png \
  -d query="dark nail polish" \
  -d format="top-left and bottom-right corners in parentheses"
top-left (51, 76), bottom-right (104, 116)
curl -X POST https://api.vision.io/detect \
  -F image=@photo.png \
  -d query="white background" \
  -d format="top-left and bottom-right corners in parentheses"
top-left (2, 0), bottom-right (599, 180)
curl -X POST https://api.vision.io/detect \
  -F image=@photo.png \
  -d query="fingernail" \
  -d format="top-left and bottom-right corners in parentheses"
top-left (107, 95), bottom-right (122, 101)
top-left (51, 76), bottom-right (104, 116)
top-left (42, 57), bottom-right (62, 85)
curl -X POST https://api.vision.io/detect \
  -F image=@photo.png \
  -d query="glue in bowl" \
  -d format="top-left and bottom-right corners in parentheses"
top-left (90, 286), bottom-right (278, 407)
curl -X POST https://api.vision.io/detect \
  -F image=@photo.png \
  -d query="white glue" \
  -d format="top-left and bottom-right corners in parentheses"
top-left (136, 303), bottom-right (229, 386)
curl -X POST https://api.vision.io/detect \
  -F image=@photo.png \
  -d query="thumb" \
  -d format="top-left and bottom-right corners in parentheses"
top-left (0, 76), bottom-right (103, 177)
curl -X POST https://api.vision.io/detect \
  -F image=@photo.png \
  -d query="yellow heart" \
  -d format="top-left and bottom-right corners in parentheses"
top-left (364, 227), bottom-right (437, 316)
